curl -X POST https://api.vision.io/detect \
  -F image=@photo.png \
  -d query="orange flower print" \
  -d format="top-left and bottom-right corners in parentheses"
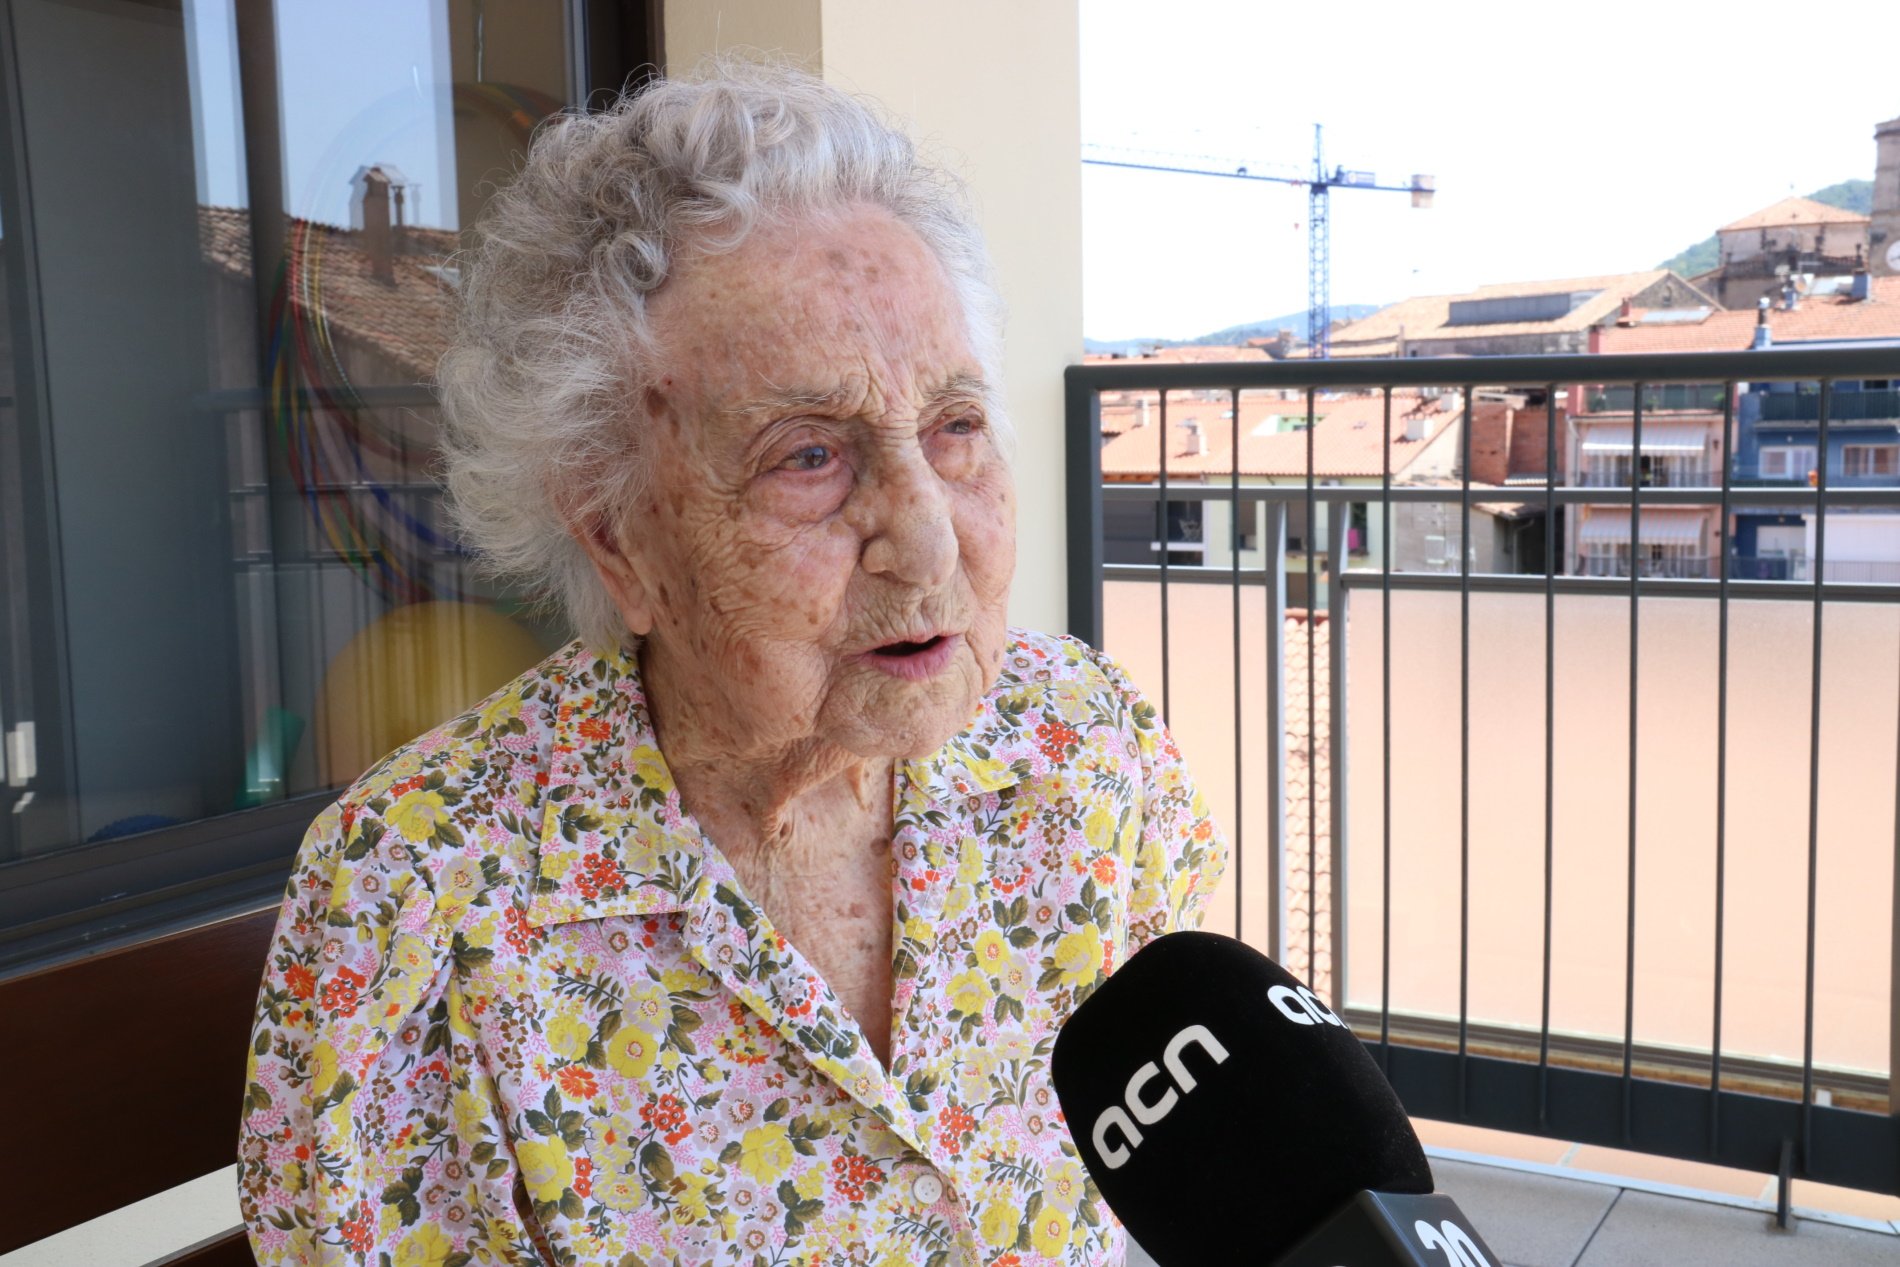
top-left (556, 1064), bottom-right (599, 1100)
top-left (318, 966), bottom-right (364, 1017)
top-left (578, 717), bottom-right (612, 744)
top-left (1034, 721), bottom-right (1080, 763)
top-left (284, 962), bottom-right (316, 1001)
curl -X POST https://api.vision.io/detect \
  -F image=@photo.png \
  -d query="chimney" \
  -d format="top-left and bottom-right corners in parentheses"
top-left (1752, 297), bottom-right (1773, 350)
top-left (1617, 297), bottom-right (1634, 325)
top-left (350, 163), bottom-right (410, 284)
top-left (1851, 246), bottom-right (1873, 301)
top-left (1181, 419), bottom-right (1207, 456)
top-left (1136, 397), bottom-right (1151, 428)
top-left (1403, 404), bottom-right (1428, 443)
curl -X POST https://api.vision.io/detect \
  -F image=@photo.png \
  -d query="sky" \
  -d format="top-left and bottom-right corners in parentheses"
top-left (186, 0), bottom-right (460, 228)
top-left (1081, 0), bottom-right (1900, 341)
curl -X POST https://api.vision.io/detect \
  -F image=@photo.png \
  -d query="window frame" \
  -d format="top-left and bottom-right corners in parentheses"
top-left (0, 0), bottom-right (660, 976)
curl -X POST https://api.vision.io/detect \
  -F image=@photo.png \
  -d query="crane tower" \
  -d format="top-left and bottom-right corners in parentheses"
top-left (1083, 126), bottom-right (1433, 357)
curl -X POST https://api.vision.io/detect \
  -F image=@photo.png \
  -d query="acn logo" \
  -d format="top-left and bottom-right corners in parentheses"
top-left (1268, 983), bottom-right (1344, 1028)
top-left (1089, 1024), bottom-right (1230, 1169)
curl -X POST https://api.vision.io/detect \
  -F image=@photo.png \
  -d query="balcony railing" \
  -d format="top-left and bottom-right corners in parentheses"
top-left (1585, 384), bottom-right (1729, 413)
top-left (1579, 556), bottom-right (1712, 579)
top-left (1576, 466), bottom-right (1711, 489)
top-left (1756, 389), bottom-right (1900, 424)
top-left (1065, 348), bottom-right (1900, 1214)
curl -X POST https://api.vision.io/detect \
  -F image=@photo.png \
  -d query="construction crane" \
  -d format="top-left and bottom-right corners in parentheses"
top-left (1083, 126), bottom-right (1434, 357)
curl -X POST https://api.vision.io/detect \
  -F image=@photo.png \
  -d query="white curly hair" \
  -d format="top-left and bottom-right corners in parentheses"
top-left (437, 59), bottom-right (1008, 651)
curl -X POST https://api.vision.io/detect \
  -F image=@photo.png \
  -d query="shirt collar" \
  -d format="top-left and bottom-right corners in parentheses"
top-left (526, 643), bottom-right (1027, 928)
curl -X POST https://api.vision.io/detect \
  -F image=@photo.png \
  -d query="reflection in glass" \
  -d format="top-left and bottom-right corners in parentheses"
top-left (0, 0), bottom-right (578, 864)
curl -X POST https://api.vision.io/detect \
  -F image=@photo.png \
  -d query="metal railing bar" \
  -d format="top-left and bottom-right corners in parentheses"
top-left (1159, 391), bottom-right (1171, 722)
top-left (1097, 483), bottom-right (1900, 510)
top-left (1115, 564), bottom-right (1900, 605)
top-left (1460, 383), bottom-right (1473, 1119)
top-left (1064, 384), bottom-right (1104, 646)
top-left (1266, 503), bottom-right (1289, 965)
top-left (1540, 385), bottom-right (1557, 1130)
top-left (1066, 345), bottom-right (1899, 392)
top-left (1381, 386), bottom-right (1394, 1075)
top-left (1802, 381), bottom-right (1832, 1170)
top-left (1328, 498), bottom-right (1350, 1009)
top-left (1713, 381), bottom-right (1735, 1154)
top-left (1232, 388), bottom-right (1244, 941)
top-left (1623, 384), bottom-right (1644, 1146)
top-left (1307, 386), bottom-right (1318, 988)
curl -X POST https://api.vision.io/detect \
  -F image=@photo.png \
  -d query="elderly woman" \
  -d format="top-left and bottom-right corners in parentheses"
top-left (241, 64), bottom-right (1225, 1267)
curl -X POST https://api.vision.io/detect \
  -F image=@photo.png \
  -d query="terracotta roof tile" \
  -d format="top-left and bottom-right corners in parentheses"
top-left (200, 205), bottom-right (459, 381)
top-left (1329, 271), bottom-right (1694, 350)
top-left (1097, 389), bottom-right (1456, 480)
top-left (1719, 196), bottom-right (1870, 233)
top-left (1597, 277), bottom-right (1900, 353)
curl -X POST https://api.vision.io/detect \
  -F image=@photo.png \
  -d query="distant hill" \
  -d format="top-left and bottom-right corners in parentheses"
top-left (1085, 303), bottom-right (1382, 354)
top-left (1658, 179), bottom-right (1873, 278)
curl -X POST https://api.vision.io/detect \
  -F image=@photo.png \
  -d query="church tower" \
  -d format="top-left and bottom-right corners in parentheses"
top-left (1874, 114), bottom-right (1900, 276)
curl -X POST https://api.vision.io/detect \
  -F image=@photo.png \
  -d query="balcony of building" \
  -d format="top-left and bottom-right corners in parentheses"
top-left (1071, 348), bottom-right (1900, 1266)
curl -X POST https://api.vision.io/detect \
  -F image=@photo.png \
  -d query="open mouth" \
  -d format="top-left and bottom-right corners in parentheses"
top-left (874, 634), bottom-right (948, 657)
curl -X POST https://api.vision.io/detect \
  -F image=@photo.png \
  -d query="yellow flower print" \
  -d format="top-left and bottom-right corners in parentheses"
top-left (308, 1040), bottom-right (339, 1098)
top-left (1044, 1157), bottom-right (1086, 1213)
top-left (543, 1011), bottom-right (592, 1061)
top-left (393, 1222), bottom-right (455, 1267)
top-left (515, 1137), bottom-right (574, 1204)
top-left (978, 1194), bottom-right (1021, 1248)
top-left (947, 968), bottom-right (992, 1017)
top-left (956, 835), bottom-right (986, 883)
top-left (902, 915), bottom-right (933, 943)
top-left (1051, 924), bottom-right (1103, 989)
top-left (389, 789), bottom-right (449, 844)
top-left (478, 685), bottom-right (523, 731)
top-left (972, 929), bottom-right (1010, 971)
top-left (660, 965), bottom-right (708, 993)
top-left (1028, 1206), bottom-right (1071, 1258)
top-left (603, 1027), bottom-right (657, 1080)
top-left (596, 1170), bottom-right (644, 1211)
top-left (451, 1090), bottom-right (488, 1140)
top-left (738, 1125), bottom-right (795, 1183)
top-left (627, 744), bottom-right (672, 791)
top-left (671, 1173), bottom-right (715, 1225)
top-left (793, 1163), bottom-right (826, 1201)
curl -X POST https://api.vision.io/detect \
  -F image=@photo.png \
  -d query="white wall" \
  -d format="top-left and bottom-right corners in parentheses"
top-left (666, 0), bottom-right (1084, 635)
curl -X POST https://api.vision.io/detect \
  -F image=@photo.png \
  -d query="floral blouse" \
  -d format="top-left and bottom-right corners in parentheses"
top-left (240, 628), bottom-right (1226, 1267)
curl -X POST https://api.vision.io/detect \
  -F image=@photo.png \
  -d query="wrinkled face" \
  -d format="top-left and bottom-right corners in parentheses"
top-left (589, 204), bottom-right (1016, 762)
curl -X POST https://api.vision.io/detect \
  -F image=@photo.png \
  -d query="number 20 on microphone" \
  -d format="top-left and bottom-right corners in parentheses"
top-left (1413, 1218), bottom-right (1492, 1267)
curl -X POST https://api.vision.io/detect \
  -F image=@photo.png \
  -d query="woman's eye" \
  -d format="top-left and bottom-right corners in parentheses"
top-left (943, 413), bottom-right (983, 436)
top-left (778, 444), bottom-right (833, 472)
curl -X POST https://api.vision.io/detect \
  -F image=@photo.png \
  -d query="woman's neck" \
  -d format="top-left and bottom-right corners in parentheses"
top-left (637, 642), bottom-right (894, 868)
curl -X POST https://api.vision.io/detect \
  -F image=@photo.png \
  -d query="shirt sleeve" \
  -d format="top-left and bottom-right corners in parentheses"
top-left (239, 798), bottom-right (536, 1266)
top-left (1087, 643), bottom-right (1231, 951)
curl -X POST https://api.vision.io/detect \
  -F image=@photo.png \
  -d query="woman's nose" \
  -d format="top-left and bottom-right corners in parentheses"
top-left (857, 454), bottom-right (957, 589)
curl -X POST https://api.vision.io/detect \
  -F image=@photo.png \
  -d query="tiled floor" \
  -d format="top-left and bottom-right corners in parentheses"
top-left (1432, 1157), bottom-right (1900, 1267)
top-left (1126, 1152), bottom-right (1898, 1267)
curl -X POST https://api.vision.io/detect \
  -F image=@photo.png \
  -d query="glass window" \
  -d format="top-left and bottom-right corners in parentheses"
top-left (1841, 444), bottom-right (1898, 478)
top-left (0, 0), bottom-right (653, 959)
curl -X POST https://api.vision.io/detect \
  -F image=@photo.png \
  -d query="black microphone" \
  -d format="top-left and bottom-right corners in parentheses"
top-left (1051, 931), bottom-right (1501, 1266)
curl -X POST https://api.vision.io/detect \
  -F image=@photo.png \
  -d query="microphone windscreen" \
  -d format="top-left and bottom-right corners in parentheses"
top-left (1051, 931), bottom-right (1431, 1264)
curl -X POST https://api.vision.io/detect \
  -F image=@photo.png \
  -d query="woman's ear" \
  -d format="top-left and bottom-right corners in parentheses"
top-left (574, 512), bottom-right (656, 638)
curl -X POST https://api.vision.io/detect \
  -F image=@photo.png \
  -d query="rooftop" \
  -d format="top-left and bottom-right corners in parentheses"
top-left (1097, 388), bottom-right (1457, 480)
top-left (1719, 196), bottom-right (1871, 234)
top-left (1597, 276), bottom-right (1900, 353)
top-left (1329, 271), bottom-right (1702, 355)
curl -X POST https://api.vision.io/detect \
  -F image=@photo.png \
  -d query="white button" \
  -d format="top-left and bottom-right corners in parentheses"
top-left (911, 1173), bottom-right (945, 1205)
